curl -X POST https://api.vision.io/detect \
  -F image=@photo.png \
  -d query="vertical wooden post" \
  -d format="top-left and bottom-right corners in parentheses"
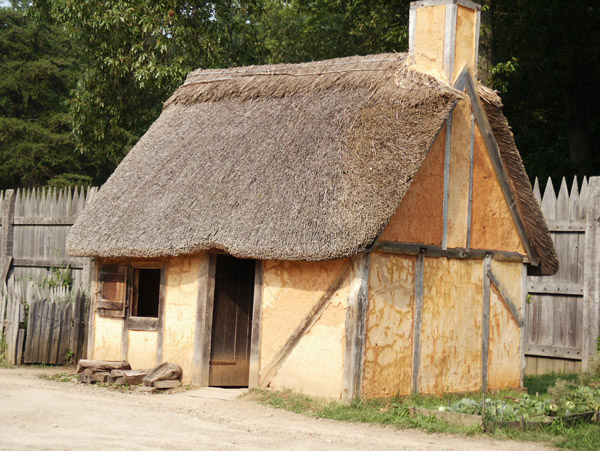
top-left (248, 260), bottom-right (264, 388)
top-left (466, 114), bottom-right (475, 250)
top-left (155, 261), bottom-right (168, 365)
top-left (412, 249), bottom-right (425, 394)
top-left (582, 177), bottom-right (600, 369)
top-left (0, 190), bottom-right (15, 282)
top-left (342, 253), bottom-right (370, 400)
top-left (86, 262), bottom-right (98, 359)
top-left (520, 264), bottom-right (528, 387)
top-left (192, 253), bottom-right (216, 386)
top-left (481, 253), bottom-right (491, 392)
top-left (442, 118), bottom-right (452, 250)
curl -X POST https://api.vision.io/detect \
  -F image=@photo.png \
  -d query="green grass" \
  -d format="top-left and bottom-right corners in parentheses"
top-left (245, 372), bottom-right (600, 450)
top-left (524, 372), bottom-right (580, 395)
top-left (39, 372), bottom-right (75, 383)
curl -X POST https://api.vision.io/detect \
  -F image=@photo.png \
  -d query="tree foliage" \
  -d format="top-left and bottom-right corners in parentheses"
top-left (0, 4), bottom-right (95, 189)
top-left (34, 0), bottom-right (268, 165)
top-left (485, 0), bottom-right (600, 181)
top-left (1, 0), bottom-right (598, 190)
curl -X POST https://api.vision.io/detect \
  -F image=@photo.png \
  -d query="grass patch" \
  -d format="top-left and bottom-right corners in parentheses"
top-left (524, 372), bottom-right (579, 395)
top-left (246, 371), bottom-right (600, 450)
top-left (39, 372), bottom-right (75, 383)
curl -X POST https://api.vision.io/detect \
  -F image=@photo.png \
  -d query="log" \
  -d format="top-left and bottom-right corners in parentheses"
top-left (110, 369), bottom-right (125, 378)
top-left (89, 372), bottom-right (110, 383)
top-left (153, 380), bottom-right (182, 390)
top-left (137, 386), bottom-right (157, 394)
top-left (77, 374), bottom-right (90, 384)
top-left (142, 362), bottom-right (182, 386)
top-left (77, 359), bottom-right (131, 373)
top-left (112, 370), bottom-right (149, 386)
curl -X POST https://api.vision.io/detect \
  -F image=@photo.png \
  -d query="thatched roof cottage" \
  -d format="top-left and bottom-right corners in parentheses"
top-left (68, 0), bottom-right (557, 398)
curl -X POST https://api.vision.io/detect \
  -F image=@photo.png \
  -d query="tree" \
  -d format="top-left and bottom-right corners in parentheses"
top-left (260, 0), bottom-right (410, 64)
top-left (488, 0), bottom-right (600, 180)
top-left (35, 0), bottom-right (267, 166)
top-left (0, 3), bottom-right (95, 189)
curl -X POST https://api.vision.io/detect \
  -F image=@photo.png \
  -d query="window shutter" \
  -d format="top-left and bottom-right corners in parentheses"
top-left (97, 265), bottom-right (128, 318)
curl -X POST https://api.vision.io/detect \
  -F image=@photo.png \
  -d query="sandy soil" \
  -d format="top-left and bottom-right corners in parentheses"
top-left (0, 366), bottom-right (553, 450)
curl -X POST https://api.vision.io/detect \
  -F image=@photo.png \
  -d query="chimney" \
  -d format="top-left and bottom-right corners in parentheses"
top-left (409, 0), bottom-right (481, 84)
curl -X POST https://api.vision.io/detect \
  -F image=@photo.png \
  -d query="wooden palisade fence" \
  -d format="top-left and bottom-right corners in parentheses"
top-left (0, 186), bottom-right (96, 286)
top-left (1, 280), bottom-right (88, 365)
top-left (526, 176), bottom-right (600, 374)
top-left (0, 187), bottom-right (96, 365)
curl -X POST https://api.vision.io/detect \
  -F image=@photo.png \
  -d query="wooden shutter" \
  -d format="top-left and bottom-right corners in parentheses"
top-left (97, 265), bottom-right (128, 318)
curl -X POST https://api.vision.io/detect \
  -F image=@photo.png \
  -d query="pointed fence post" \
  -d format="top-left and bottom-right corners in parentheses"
top-left (583, 177), bottom-right (600, 369)
top-left (0, 190), bottom-right (15, 282)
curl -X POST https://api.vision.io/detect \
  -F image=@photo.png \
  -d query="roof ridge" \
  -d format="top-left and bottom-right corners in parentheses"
top-left (186, 53), bottom-right (407, 81)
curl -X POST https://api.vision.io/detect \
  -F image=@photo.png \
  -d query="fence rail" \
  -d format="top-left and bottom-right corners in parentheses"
top-left (0, 187), bottom-right (97, 287)
top-left (525, 176), bottom-right (600, 374)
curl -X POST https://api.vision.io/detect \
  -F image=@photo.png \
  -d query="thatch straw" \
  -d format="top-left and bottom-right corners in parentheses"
top-left (164, 54), bottom-right (456, 108)
top-left (67, 53), bottom-right (556, 275)
top-left (67, 53), bottom-right (459, 260)
top-left (478, 84), bottom-right (558, 275)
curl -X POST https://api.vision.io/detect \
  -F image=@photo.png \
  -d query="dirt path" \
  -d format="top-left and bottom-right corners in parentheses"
top-left (0, 367), bottom-right (552, 450)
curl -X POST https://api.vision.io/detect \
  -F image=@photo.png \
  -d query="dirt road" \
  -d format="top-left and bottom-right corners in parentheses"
top-left (0, 367), bottom-right (551, 450)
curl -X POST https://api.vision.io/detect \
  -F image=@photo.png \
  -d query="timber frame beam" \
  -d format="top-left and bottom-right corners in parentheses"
top-left (373, 241), bottom-right (526, 263)
top-left (453, 67), bottom-right (539, 268)
top-left (192, 253), bottom-right (217, 386)
top-left (342, 253), bottom-right (370, 400)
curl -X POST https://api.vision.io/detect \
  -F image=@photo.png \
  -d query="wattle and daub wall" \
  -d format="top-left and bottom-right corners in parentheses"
top-left (362, 96), bottom-right (525, 397)
top-left (91, 256), bottom-right (202, 384)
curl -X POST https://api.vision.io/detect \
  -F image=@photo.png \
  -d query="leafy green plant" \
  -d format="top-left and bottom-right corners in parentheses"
top-left (0, 332), bottom-right (8, 365)
top-left (65, 348), bottom-right (74, 365)
top-left (43, 265), bottom-right (73, 289)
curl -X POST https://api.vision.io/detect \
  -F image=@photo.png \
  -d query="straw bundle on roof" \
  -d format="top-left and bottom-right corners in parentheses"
top-left (67, 53), bottom-right (556, 275)
top-left (67, 54), bottom-right (460, 260)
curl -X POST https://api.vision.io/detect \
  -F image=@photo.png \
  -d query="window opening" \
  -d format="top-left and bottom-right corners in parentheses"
top-left (132, 268), bottom-right (161, 318)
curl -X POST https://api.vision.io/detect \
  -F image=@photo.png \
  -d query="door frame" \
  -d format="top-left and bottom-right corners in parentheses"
top-left (191, 253), bottom-right (263, 387)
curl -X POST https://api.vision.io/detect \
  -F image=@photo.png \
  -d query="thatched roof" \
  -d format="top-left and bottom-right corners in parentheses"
top-left (478, 85), bottom-right (558, 275)
top-left (67, 54), bottom-right (460, 261)
top-left (67, 53), bottom-right (556, 274)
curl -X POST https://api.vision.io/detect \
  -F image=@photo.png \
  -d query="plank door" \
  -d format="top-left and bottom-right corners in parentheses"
top-left (209, 255), bottom-right (255, 387)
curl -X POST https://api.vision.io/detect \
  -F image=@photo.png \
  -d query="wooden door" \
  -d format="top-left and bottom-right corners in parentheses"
top-left (209, 255), bottom-right (255, 387)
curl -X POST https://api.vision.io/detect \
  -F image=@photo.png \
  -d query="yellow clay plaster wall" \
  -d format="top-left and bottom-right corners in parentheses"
top-left (379, 126), bottom-right (445, 245)
top-left (127, 330), bottom-right (158, 370)
top-left (413, 5), bottom-right (446, 81)
top-left (453, 5), bottom-right (478, 82)
top-left (488, 260), bottom-right (523, 390)
top-left (447, 100), bottom-right (472, 248)
top-left (471, 125), bottom-right (526, 254)
top-left (419, 257), bottom-right (483, 394)
top-left (162, 256), bottom-right (202, 384)
top-left (93, 315), bottom-right (123, 361)
top-left (261, 259), bottom-right (351, 398)
top-left (362, 253), bottom-right (415, 397)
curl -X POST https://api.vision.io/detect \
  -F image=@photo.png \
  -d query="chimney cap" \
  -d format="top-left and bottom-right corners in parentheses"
top-left (410, 0), bottom-right (482, 11)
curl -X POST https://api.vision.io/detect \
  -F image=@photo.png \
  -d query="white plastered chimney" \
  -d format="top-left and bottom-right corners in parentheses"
top-left (409, 0), bottom-right (481, 84)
